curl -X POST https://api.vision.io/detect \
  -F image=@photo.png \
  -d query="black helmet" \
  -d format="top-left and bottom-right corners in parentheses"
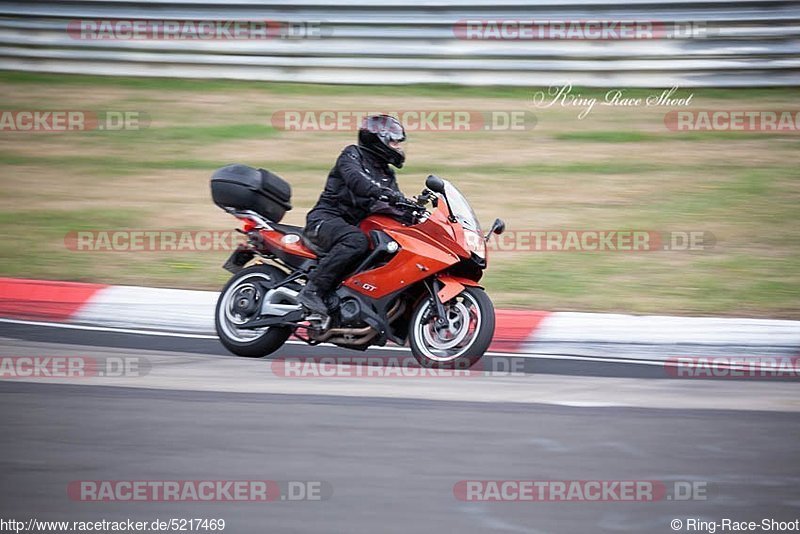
top-left (358, 114), bottom-right (406, 168)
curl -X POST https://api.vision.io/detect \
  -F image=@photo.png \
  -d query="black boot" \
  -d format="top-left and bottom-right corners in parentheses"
top-left (298, 281), bottom-right (328, 315)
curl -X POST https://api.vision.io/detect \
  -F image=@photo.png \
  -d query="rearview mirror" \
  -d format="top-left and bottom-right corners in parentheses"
top-left (485, 218), bottom-right (506, 241)
top-left (491, 218), bottom-right (506, 235)
top-left (425, 175), bottom-right (446, 194)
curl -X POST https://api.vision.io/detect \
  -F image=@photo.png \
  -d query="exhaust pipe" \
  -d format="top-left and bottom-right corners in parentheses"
top-left (312, 300), bottom-right (406, 345)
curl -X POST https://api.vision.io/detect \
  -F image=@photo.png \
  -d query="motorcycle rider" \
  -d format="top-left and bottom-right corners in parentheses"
top-left (298, 114), bottom-right (408, 315)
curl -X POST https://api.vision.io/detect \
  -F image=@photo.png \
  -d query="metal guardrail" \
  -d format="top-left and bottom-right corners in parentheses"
top-left (0, 1), bottom-right (798, 86)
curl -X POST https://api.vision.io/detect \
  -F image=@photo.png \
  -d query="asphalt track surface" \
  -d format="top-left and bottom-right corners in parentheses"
top-left (1, 321), bottom-right (799, 534)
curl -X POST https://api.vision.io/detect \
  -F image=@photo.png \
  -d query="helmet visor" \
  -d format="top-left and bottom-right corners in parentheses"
top-left (383, 120), bottom-right (406, 142)
top-left (365, 115), bottom-right (406, 143)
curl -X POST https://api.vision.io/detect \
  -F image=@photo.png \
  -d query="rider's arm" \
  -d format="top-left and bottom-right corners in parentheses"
top-left (337, 147), bottom-right (387, 199)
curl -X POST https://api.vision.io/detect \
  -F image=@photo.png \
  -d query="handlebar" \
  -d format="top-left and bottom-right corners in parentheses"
top-left (378, 187), bottom-right (436, 225)
top-left (392, 198), bottom-right (420, 210)
top-left (415, 188), bottom-right (435, 206)
top-left (389, 197), bottom-right (429, 226)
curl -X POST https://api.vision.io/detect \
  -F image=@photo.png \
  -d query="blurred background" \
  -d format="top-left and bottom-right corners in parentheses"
top-left (0, 0), bottom-right (798, 317)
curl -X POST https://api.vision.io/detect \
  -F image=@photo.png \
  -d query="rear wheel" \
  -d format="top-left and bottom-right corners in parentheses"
top-left (215, 265), bottom-right (292, 357)
top-left (408, 286), bottom-right (495, 369)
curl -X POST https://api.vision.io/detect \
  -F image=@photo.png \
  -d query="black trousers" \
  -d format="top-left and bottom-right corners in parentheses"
top-left (305, 216), bottom-right (369, 293)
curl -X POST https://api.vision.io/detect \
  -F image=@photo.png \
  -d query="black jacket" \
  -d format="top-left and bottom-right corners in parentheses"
top-left (307, 145), bottom-right (401, 226)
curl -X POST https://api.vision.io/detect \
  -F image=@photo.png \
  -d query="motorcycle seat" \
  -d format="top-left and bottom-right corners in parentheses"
top-left (269, 222), bottom-right (325, 257)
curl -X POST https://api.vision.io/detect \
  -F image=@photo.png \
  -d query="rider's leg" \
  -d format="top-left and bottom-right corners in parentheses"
top-left (299, 217), bottom-right (369, 314)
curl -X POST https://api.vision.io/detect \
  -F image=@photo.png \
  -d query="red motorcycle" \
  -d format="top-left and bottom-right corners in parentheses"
top-left (210, 164), bottom-right (505, 369)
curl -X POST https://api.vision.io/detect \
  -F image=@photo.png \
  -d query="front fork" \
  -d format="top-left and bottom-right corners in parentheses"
top-left (424, 275), bottom-right (481, 325)
top-left (425, 279), bottom-right (449, 327)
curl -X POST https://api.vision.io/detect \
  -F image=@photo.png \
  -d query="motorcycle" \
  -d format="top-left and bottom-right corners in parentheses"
top-left (210, 164), bottom-right (505, 369)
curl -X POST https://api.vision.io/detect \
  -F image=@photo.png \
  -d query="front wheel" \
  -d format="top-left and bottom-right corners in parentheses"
top-left (215, 265), bottom-right (292, 358)
top-left (409, 286), bottom-right (495, 369)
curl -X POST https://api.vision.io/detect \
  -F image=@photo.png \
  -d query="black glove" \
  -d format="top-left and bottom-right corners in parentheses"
top-left (415, 189), bottom-right (434, 206)
top-left (398, 208), bottom-right (420, 226)
top-left (378, 188), bottom-right (405, 206)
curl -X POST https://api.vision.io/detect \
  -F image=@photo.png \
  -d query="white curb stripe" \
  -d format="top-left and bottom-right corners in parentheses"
top-left (73, 285), bottom-right (216, 333)
top-left (529, 312), bottom-right (800, 346)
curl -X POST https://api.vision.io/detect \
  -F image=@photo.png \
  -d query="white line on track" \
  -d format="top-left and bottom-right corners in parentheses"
top-left (0, 317), bottom-right (219, 339)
